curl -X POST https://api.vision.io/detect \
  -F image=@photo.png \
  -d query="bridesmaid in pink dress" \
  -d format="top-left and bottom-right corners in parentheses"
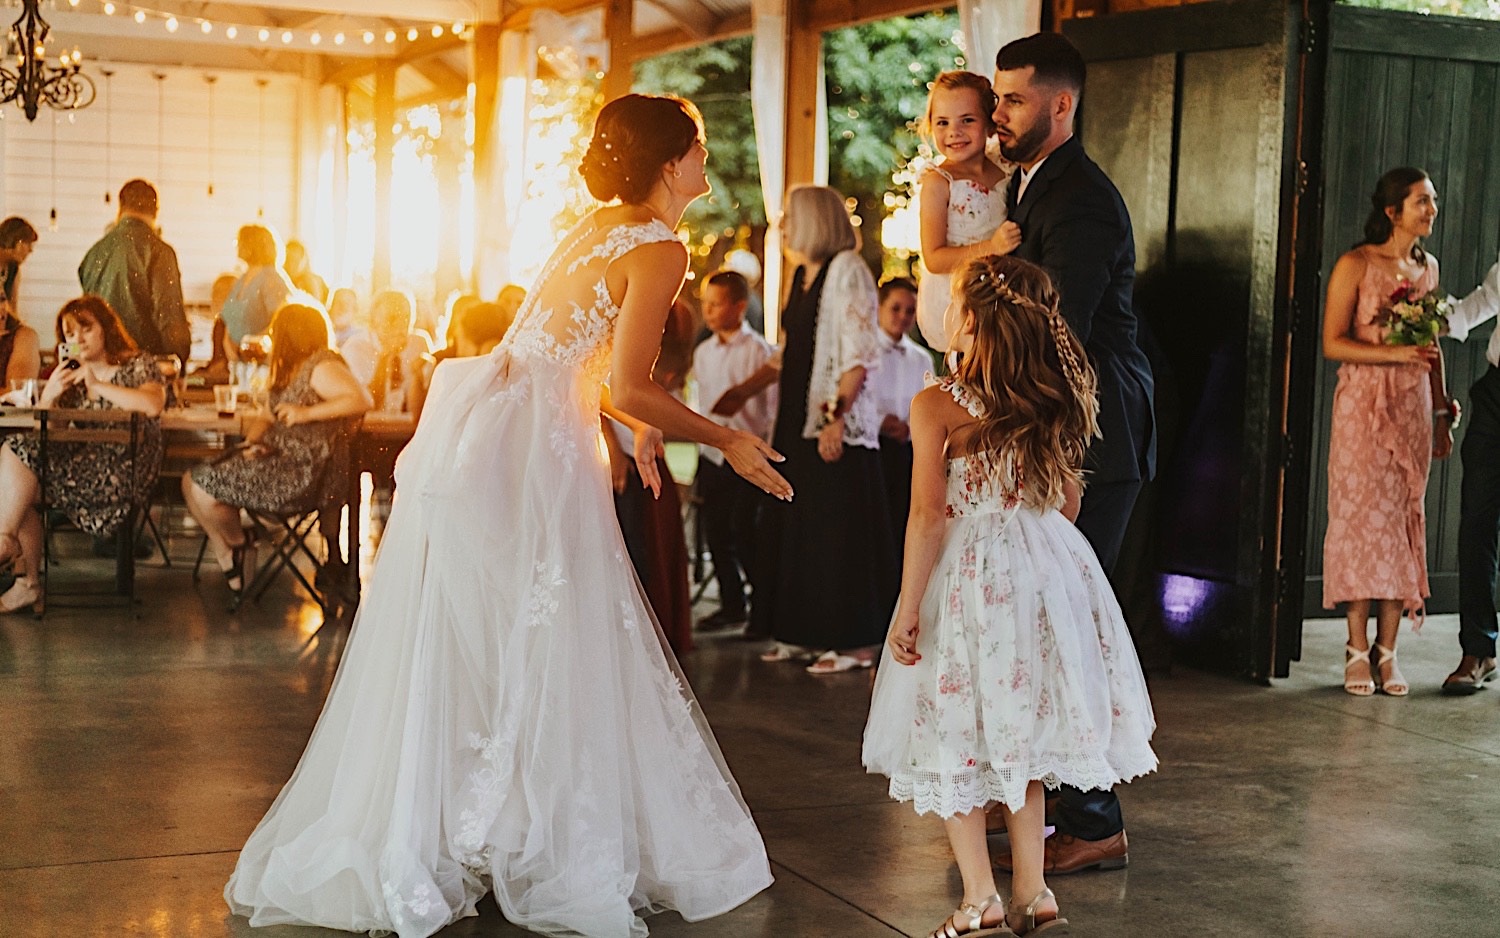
top-left (1322, 167), bottom-right (1457, 697)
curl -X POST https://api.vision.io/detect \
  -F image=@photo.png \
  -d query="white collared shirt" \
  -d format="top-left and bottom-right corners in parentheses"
top-left (1015, 135), bottom-right (1072, 205)
top-left (1445, 255), bottom-right (1500, 368)
top-left (869, 332), bottom-right (935, 430)
top-left (691, 324), bottom-right (777, 466)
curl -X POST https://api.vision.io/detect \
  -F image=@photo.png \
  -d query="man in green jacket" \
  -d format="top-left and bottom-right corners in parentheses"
top-left (78, 179), bottom-right (190, 362)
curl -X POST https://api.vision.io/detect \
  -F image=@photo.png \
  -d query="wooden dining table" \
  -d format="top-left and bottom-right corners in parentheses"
top-left (0, 404), bottom-right (418, 607)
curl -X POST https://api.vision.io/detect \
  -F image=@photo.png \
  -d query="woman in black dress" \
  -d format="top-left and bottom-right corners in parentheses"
top-left (182, 303), bottom-right (369, 594)
top-left (0, 296), bottom-right (166, 615)
top-left (753, 185), bottom-right (898, 673)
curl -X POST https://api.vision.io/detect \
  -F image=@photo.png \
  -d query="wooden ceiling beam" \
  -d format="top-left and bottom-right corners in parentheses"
top-left (640, 0), bottom-right (718, 39)
top-left (321, 34), bottom-right (467, 85)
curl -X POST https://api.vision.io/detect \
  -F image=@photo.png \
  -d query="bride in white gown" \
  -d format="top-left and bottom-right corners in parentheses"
top-left (225, 94), bottom-right (791, 938)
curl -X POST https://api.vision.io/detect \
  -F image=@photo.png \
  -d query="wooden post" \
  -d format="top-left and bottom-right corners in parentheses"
top-left (469, 24), bottom-right (501, 297)
top-left (783, 2), bottom-right (822, 189)
top-left (602, 0), bottom-right (635, 103)
top-left (373, 60), bottom-right (397, 292)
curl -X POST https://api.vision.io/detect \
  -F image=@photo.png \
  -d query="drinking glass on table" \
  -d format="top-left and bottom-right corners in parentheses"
top-left (214, 384), bottom-right (240, 417)
top-left (8, 377), bottom-right (40, 406)
top-left (156, 355), bottom-right (184, 409)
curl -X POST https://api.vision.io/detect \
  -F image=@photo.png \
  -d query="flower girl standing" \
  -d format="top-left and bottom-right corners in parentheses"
top-left (863, 256), bottom-right (1157, 936)
top-left (915, 71), bottom-right (1021, 352)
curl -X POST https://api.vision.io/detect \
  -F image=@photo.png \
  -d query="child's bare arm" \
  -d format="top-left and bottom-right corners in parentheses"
top-left (886, 387), bottom-right (952, 665)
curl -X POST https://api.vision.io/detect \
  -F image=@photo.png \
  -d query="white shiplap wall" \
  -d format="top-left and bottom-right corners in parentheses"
top-left (0, 63), bottom-right (303, 335)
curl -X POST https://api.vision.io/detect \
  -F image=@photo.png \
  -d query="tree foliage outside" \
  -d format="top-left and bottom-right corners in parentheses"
top-left (633, 10), bottom-right (966, 277)
top-left (633, 37), bottom-right (762, 266)
top-left (1340, 0), bottom-right (1499, 20)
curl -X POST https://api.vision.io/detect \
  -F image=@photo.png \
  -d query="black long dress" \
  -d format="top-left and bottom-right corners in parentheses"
top-left (751, 264), bottom-right (898, 650)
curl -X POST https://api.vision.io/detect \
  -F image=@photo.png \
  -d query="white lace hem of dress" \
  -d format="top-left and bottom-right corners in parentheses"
top-left (885, 747), bottom-right (1159, 819)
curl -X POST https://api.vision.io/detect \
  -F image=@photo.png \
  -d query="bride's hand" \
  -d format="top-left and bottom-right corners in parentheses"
top-left (721, 430), bottom-right (794, 501)
top-left (632, 424), bottom-right (666, 498)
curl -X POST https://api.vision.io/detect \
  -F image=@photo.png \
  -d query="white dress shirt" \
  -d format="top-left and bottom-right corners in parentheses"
top-left (1445, 255), bottom-right (1500, 368)
top-left (869, 332), bottom-right (935, 431)
top-left (691, 324), bottom-right (777, 466)
top-left (1015, 137), bottom-right (1068, 206)
top-left (341, 331), bottom-right (431, 412)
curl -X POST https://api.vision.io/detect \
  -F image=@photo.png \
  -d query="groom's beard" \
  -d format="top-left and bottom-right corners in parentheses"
top-left (997, 116), bottom-right (1050, 165)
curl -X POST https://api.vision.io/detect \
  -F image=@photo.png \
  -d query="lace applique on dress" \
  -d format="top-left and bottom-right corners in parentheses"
top-left (503, 219), bottom-right (678, 384)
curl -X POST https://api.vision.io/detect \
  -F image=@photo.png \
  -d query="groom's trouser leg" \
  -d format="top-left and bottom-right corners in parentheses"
top-left (1054, 478), bottom-right (1142, 841)
top-left (1459, 368), bottom-right (1500, 660)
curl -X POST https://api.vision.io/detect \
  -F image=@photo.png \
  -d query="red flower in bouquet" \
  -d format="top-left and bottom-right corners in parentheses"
top-left (1378, 279), bottom-right (1448, 347)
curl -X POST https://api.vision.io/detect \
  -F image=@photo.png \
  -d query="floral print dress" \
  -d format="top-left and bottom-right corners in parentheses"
top-left (862, 377), bottom-right (1157, 817)
top-left (4, 353), bottom-right (163, 537)
top-left (190, 349), bottom-right (356, 514)
top-left (1322, 256), bottom-right (1440, 614)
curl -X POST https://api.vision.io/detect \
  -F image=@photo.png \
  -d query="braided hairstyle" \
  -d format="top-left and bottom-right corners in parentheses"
top-left (579, 94), bottom-right (704, 205)
top-left (950, 254), bottom-right (1099, 509)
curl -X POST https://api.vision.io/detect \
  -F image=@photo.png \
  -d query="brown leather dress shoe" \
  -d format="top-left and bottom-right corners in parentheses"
top-left (1442, 656), bottom-right (1498, 696)
top-left (993, 830), bottom-right (1128, 875)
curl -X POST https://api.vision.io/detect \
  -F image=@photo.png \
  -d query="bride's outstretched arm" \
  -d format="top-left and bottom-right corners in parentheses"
top-left (610, 241), bottom-right (793, 502)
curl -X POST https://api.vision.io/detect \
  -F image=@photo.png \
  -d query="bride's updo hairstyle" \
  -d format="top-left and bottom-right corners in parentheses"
top-left (580, 94), bottom-right (704, 204)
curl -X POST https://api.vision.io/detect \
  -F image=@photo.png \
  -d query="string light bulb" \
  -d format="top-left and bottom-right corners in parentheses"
top-left (431, 24), bottom-right (443, 38)
top-left (407, 27), bottom-right (418, 41)
top-left (333, 32), bottom-right (345, 45)
top-left (452, 21), bottom-right (464, 34)
top-left (281, 30), bottom-right (292, 43)
top-left (200, 20), bottom-right (212, 33)
top-left (384, 29), bottom-right (396, 43)
top-left (225, 25), bottom-right (237, 38)
top-left (165, 16), bottom-right (178, 32)
top-left (258, 27), bottom-right (270, 41)
top-left (363, 31), bottom-right (375, 44)
top-left (103, 2), bottom-right (114, 13)
top-left (310, 31), bottom-right (321, 45)
top-left (133, 10), bottom-right (145, 23)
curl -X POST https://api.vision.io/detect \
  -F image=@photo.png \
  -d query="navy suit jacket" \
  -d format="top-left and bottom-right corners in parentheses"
top-left (1009, 136), bottom-right (1155, 484)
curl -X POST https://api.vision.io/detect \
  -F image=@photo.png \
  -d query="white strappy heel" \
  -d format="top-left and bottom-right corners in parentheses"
top-left (1344, 643), bottom-right (1375, 696)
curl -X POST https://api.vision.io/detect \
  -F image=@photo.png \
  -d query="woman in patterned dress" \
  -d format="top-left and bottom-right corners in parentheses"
top-left (0, 296), bottom-right (166, 614)
top-left (183, 302), bottom-right (369, 595)
top-left (1322, 167), bottom-right (1456, 697)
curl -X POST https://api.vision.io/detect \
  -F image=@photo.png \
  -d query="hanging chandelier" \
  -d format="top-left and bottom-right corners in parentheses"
top-left (1, 0), bottom-right (95, 121)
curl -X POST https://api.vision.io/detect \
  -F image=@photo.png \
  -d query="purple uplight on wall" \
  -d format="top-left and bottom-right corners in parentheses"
top-left (1157, 573), bottom-right (1230, 640)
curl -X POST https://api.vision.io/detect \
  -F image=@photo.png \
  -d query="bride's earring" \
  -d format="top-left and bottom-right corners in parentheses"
top-left (672, 170), bottom-right (682, 178)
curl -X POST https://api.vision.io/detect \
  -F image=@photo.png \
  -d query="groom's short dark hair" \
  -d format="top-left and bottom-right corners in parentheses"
top-left (996, 33), bottom-right (1086, 96)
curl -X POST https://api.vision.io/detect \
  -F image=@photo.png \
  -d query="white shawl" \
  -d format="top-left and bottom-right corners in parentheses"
top-left (799, 249), bottom-right (883, 449)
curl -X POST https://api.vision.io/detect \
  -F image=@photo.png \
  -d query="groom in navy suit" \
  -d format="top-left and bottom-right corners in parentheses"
top-left (987, 32), bottom-right (1156, 876)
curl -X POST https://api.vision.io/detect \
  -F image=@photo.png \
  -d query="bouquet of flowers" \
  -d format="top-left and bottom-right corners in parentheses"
top-left (1379, 280), bottom-right (1449, 346)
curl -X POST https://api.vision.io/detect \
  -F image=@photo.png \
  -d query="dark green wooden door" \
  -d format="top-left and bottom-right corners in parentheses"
top-left (1302, 7), bottom-right (1500, 617)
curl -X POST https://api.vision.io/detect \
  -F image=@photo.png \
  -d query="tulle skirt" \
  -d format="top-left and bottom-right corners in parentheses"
top-left (862, 506), bottom-right (1157, 818)
top-left (226, 351), bottom-right (772, 937)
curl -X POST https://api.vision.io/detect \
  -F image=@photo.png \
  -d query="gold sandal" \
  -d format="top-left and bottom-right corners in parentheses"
top-left (928, 893), bottom-right (1012, 937)
top-left (1009, 888), bottom-right (1069, 936)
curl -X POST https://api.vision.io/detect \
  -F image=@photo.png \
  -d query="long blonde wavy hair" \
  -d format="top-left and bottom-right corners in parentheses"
top-left (950, 255), bottom-right (1100, 509)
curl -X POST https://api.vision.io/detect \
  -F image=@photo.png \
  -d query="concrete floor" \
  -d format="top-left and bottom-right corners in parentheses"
top-left (2, 547), bottom-right (1499, 938)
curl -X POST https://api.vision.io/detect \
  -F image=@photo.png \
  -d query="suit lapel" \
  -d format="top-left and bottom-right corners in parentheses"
top-left (1010, 135), bottom-right (1084, 229)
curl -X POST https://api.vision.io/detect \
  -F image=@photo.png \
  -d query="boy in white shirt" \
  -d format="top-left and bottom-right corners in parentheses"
top-left (692, 271), bottom-right (777, 630)
top-left (868, 277), bottom-right (934, 561)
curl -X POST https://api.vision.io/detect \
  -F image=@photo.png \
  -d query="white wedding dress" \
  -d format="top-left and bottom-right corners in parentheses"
top-left (225, 217), bottom-right (773, 938)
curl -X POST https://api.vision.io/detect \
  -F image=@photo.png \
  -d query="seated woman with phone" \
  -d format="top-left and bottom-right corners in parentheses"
top-left (0, 296), bottom-right (167, 615)
top-left (182, 303), bottom-right (370, 595)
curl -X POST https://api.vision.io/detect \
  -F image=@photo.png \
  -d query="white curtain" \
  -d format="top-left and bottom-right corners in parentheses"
top-left (750, 0), bottom-right (787, 339)
top-left (958, 0), bottom-right (1043, 79)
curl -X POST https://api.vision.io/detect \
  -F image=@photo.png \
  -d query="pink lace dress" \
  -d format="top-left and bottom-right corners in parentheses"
top-left (1322, 256), bottom-right (1440, 613)
top-left (862, 377), bottom-right (1156, 817)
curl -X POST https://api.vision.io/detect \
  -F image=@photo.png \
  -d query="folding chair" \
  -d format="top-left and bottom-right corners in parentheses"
top-left (35, 407), bottom-right (153, 604)
top-left (235, 424), bottom-right (358, 622)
